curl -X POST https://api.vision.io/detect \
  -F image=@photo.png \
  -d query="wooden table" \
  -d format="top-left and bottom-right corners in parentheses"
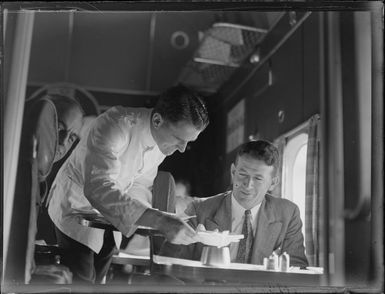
top-left (76, 213), bottom-right (323, 286)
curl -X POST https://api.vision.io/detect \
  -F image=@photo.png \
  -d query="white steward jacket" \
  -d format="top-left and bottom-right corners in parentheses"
top-left (48, 106), bottom-right (165, 253)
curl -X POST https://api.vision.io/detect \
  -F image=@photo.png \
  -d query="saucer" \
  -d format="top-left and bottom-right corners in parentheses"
top-left (196, 231), bottom-right (243, 247)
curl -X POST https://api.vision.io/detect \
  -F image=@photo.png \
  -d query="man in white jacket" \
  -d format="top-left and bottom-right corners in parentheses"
top-left (47, 84), bottom-right (209, 283)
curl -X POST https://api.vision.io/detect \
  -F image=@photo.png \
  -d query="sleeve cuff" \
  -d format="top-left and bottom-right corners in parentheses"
top-left (115, 198), bottom-right (150, 237)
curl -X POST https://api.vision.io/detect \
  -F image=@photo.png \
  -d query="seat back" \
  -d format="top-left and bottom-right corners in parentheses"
top-left (151, 171), bottom-right (177, 256)
top-left (4, 99), bottom-right (58, 284)
top-left (27, 82), bottom-right (100, 117)
top-left (152, 171), bottom-right (177, 214)
top-left (23, 99), bottom-right (58, 182)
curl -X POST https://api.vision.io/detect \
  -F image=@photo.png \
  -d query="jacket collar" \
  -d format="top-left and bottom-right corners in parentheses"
top-left (251, 195), bottom-right (283, 263)
top-left (204, 193), bottom-right (279, 231)
top-left (257, 195), bottom-right (279, 224)
top-left (204, 191), bottom-right (232, 232)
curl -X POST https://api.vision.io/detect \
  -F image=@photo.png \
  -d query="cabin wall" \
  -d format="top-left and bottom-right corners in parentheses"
top-left (27, 11), bottom-right (221, 93)
top-left (161, 14), bottom-right (323, 197)
top-left (206, 13), bottom-right (322, 191)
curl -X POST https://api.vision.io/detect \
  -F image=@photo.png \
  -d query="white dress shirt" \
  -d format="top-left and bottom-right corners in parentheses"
top-left (229, 194), bottom-right (261, 262)
top-left (48, 106), bottom-right (165, 253)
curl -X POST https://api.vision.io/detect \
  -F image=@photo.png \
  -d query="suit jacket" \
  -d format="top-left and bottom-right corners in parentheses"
top-left (160, 191), bottom-right (308, 267)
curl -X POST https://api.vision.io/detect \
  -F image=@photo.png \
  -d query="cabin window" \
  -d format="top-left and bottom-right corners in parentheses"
top-left (282, 132), bottom-right (308, 238)
top-left (275, 114), bottom-right (320, 266)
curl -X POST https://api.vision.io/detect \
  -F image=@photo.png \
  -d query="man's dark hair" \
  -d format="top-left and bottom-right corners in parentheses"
top-left (236, 140), bottom-right (280, 175)
top-left (154, 84), bottom-right (209, 130)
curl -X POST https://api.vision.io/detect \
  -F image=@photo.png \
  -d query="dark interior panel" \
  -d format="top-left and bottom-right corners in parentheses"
top-left (70, 12), bottom-right (151, 91)
top-left (28, 12), bottom-right (71, 83)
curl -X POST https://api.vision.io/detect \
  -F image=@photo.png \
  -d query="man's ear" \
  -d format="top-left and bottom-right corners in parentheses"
top-left (230, 163), bottom-right (236, 182)
top-left (152, 113), bottom-right (164, 129)
top-left (269, 176), bottom-right (280, 191)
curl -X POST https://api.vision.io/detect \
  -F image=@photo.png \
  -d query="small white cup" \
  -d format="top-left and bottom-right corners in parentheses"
top-left (200, 246), bottom-right (230, 266)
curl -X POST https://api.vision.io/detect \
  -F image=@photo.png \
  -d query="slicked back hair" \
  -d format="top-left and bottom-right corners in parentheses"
top-left (235, 140), bottom-right (280, 176)
top-left (154, 84), bottom-right (209, 130)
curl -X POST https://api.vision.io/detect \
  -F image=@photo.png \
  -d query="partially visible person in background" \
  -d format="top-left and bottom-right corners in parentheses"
top-left (175, 179), bottom-right (198, 216)
top-left (50, 95), bottom-right (84, 163)
top-left (35, 94), bottom-right (85, 244)
top-left (15, 94), bottom-right (84, 283)
top-left (29, 94), bottom-right (84, 200)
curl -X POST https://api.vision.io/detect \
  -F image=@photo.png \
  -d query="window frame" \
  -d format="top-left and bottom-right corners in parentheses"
top-left (274, 120), bottom-right (311, 238)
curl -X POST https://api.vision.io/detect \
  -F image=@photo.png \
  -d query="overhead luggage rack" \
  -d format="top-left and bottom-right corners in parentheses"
top-left (179, 22), bottom-right (267, 93)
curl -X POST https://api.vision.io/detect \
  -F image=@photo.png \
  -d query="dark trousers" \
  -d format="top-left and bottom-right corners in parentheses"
top-left (55, 226), bottom-right (116, 284)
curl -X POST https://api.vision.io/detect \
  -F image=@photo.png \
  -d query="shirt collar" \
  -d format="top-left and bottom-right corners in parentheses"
top-left (141, 108), bottom-right (157, 149)
top-left (231, 193), bottom-right (261, 228)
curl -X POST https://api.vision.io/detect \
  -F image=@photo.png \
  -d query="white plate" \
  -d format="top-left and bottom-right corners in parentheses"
top-left (196, 231), bottom-right (244, 247)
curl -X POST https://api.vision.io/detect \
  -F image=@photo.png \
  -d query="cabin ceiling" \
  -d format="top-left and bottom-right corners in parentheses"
top-left (27, 10), bottom-right (283, 95)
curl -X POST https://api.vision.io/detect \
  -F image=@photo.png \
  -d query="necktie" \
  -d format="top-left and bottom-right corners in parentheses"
top-left (236, 209), bottom-right (253, 263)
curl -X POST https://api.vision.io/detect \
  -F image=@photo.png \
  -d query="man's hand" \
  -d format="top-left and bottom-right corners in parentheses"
top-left (135, 208), bottom-right (197, 245)
top-left (158, 214), bottom-right (197, 245)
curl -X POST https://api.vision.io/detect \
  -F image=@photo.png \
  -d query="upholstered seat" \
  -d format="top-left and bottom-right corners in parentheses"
top-left (4, 98), bottom-right (72, 284)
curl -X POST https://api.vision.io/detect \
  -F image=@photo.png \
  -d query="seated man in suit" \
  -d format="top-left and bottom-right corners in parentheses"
top-left (160, 140), bottom-right (308, 268)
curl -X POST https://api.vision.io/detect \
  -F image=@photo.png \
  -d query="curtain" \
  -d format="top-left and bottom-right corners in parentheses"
top-left (304, 114), bottom-right (320, 266)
